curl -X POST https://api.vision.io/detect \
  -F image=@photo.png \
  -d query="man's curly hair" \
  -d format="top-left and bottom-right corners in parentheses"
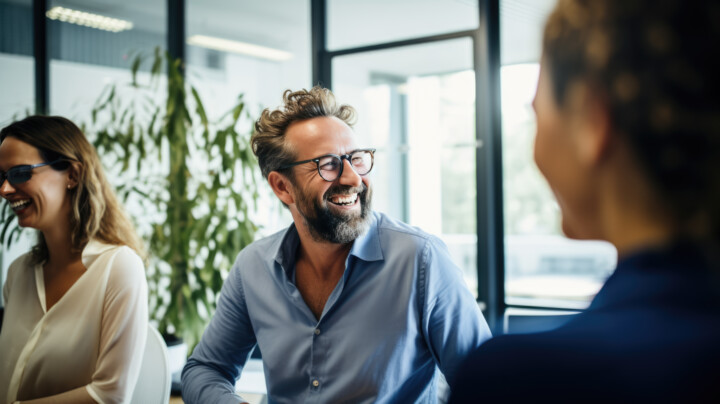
top-left (251, 86), bottom-right (356, 180)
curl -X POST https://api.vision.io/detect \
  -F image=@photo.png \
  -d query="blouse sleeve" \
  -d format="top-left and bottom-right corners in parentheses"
top-left (3, 254), bottom-right (27, 306)
top-left (86, 247), bottom-right (148, 404)
top-left (2, 264), bottom-right (8, 305)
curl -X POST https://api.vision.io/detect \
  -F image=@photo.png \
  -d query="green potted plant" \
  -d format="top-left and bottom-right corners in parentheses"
top-left (87, 48), bottom-right (261, 353)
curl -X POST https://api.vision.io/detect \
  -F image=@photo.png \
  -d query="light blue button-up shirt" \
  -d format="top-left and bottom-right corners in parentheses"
top-left (182, 211), bottom-right (491, 404)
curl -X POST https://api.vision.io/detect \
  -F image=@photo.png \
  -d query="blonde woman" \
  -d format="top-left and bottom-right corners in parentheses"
top-left (0, 116), bottom-right (148, 404)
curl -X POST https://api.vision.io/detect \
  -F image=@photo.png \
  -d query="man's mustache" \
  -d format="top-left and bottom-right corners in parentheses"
top-left (323, 183), bottom-right (367, 200)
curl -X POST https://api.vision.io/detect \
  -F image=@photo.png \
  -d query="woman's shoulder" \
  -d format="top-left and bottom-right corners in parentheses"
top-left (85, 242), bottom-right (145, 286)
top-left (99, 245), bottom-right (148, 300)
top-left (6, 250), bottom-right (37, 277)
top-left (108, 245), bottom-right (145, 276)
top-left (3, 251), bottom-right (38, 297)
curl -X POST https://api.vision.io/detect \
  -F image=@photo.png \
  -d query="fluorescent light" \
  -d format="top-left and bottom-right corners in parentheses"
top-left (187, 35), bottom-right (293, 62)
top-left (46, 6), bottom-right (133, 33)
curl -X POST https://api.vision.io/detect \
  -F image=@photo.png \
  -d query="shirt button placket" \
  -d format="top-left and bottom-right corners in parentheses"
top-left (310, 326), bottom-right (322, 395)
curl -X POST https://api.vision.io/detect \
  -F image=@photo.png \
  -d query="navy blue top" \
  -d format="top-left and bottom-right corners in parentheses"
top-left (451, 242), bottom-right (720, 403)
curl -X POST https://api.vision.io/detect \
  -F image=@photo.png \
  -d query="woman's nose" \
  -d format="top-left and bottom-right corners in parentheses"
top-left (0, 178), bottom-right (16, 197)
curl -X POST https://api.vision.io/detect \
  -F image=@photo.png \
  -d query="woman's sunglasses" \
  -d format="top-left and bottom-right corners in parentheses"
top-left (0, 159), bottom-right (67, 186)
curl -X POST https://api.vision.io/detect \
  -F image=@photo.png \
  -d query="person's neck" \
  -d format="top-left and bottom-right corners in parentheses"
top-left (599, 160), bottom-right (674, 259)
top-left (294, 225), bottom-right (352, 281)
top-left (42, 217), bottom-right (83, 269)
top-left (605, 216), bottom-right (673, 259)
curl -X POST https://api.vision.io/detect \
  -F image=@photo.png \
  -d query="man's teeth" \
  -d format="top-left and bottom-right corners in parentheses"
top-left (10, 199), bottom-right (31, 210)
top-left (330, 194), bottom-right (358, 205)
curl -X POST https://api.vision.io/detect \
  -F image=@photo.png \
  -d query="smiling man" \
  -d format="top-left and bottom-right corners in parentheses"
top-left (181, 87), bottom-right (491, 404)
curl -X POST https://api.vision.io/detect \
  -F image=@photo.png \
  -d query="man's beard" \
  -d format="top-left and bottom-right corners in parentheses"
top-left (294, 182), bottom-right (373, 244)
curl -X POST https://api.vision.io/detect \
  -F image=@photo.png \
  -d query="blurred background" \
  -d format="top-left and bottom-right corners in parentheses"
top-left (0, 0), bottom-right (617, 339)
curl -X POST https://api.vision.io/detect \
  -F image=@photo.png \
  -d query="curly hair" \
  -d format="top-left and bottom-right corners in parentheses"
top-left (251, 86), bottom-right (357, 180)
top-left (543, 0), bottom-right (720, 243)
top-left (1, 115), bottom-right (145, 264)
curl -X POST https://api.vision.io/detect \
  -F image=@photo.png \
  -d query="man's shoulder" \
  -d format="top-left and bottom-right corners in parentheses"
top-left (239, 226), bottom-right (289, 256)
top-left (373, 211), bottom-right (438, 244)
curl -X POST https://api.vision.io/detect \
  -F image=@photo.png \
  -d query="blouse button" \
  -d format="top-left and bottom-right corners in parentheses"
top-left (314, 328), bottom-right (321, 335)
top-left (312, 379), bottom-right (320, 387)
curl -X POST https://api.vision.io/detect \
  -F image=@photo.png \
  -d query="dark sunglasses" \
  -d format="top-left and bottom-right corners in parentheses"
top-left (0, 159), bottom-right (68, 186)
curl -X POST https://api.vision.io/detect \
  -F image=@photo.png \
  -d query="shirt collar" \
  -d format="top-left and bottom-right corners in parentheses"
top-left (81, 239), bottom-right (119, 268)
top-left (273, 211), bottom-right (385, 270)
top-left (274, 224), bottom-right (301, 272)
top-left (348, 211), bottom-right (383, 262)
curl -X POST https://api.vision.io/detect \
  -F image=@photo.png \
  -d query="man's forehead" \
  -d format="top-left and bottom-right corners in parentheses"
top-left (285, 116), bottom-right (357, 156)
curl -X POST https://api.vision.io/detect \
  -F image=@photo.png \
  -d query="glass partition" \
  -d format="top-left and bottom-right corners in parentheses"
top-left (333, 38), bottom-right (478, 294)
top-left (48, 0), bottom-right (166, 121)
top-left (500, 0), bottom-right (617, 309)
top-left (328, 0), bottom-right (478, 50)
top-left (0, 0), bottom-right (34, 125)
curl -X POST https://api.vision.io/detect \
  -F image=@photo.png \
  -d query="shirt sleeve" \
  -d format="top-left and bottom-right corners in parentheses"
top-left (86, 247), bottom-right (148, 404)
top-left (421, 236), bottom-right (492, 388)
top-left (181, 254), bottom-right (258, 404)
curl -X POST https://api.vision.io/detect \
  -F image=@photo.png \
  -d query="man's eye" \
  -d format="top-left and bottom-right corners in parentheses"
top-left (320, 160), bottom-right (339, 170)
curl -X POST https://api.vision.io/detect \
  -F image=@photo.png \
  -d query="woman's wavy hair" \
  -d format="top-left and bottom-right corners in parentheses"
top-left (251, 86), bottom-right (357, 180)
top-left (0, 115), bottom-right (145, 264)
top-left (543, 0), bottom-right (720, 244)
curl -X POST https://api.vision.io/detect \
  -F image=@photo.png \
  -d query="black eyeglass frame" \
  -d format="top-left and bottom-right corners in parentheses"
top-left (276, 148), bottom-right (376, 182)
top-left (0, 159), bottom-right (67, 186)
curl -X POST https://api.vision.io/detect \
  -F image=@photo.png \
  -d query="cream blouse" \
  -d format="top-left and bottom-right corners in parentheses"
top-left (0, 241), bottom-right (148, 404)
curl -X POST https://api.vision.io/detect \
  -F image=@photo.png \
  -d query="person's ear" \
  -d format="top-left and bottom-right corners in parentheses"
top-left (268, 171), bottom-right (295, 206)
top-left (66, 161), bottom-right (82, 189)
top-left (569, 84), bottom-right (612, 167)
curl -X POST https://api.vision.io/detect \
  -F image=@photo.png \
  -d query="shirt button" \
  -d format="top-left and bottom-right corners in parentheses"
top-left (312, 379), bottom-right (320, 387)
top-left (314, 328), bottom-right (321, 335)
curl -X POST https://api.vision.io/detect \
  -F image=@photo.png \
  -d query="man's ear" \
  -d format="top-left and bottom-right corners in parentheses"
top-left (66, 161), bottom-right (82, 189)
top-left (268, 171), bottom-right (295, 206)
top-left (569, 83), bottom-right (612, 167)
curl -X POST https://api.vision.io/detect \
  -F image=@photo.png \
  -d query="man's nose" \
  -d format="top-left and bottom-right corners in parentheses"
top-left (338, 158), bottom-right (362, 187)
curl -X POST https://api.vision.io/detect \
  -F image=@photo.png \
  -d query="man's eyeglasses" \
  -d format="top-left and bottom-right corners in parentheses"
top-left (277, 149), bottom-right (376, 182)
top-left (0, 159), bottom-right (67, 186)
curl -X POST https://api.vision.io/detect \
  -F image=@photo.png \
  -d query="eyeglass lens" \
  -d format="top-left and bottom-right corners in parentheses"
top-left (317, 151), bottom-right (373, 181)
top-left (0, 160), bottom-right (63, 186)
top-left (1, 167), bottom-right (33, 185)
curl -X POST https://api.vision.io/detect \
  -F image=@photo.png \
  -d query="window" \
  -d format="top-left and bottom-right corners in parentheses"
top-left (48, 0), bottom-right (166, 120)
top-left (186, 0), bottom-right (311, 235)
top-left (327, 0), bottom-right (478, 50)
top-left (186, 0), bottom-right (311, 115)
top-left (0, 0), bottom-right (34, 296)
top-left (500, 0), bottom-right (617, 310)
top-left (0, 0), bottom-right (34, 125)
top-left (332, 38), bottom-right (478, 293)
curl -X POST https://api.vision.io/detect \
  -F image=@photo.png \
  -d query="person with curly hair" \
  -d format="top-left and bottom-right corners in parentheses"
top-left (451, 1), bottom-right (720, 402)
top-left (182, 86), bottom-right (491, 403)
